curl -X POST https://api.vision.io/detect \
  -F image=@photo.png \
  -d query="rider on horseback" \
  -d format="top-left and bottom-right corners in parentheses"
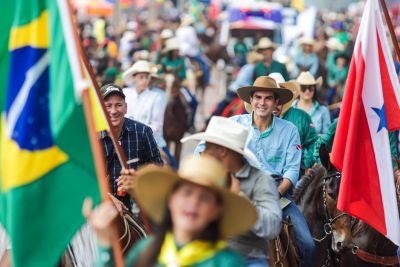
top-left (233, 76), bottom-right (316, 266)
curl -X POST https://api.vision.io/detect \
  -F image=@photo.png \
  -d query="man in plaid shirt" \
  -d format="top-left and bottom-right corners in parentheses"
top-left (100, 84), bottom-right (163, 209)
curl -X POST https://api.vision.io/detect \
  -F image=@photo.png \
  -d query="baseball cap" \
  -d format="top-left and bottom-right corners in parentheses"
top-left (101, 84), bottom-right (125, 99)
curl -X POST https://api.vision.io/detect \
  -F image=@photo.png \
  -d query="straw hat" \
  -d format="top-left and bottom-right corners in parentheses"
top-left (237, 76), bottom-right (294, 105)
top-left (326, 38), bottom-right (344, 51)
top-left (160, 29), bottom-right (174, 39)
top-left (122, 60), bottom-right (151, 84)
top-left (256, 37), bottom-right (277, 51)
top-left (296, 71), bottom-right (323, 87)
top-left (246, 51), bottom-right (264, 64)
top-left (180, 15), bottom-right (194, 27)
top-left (181, 116), bottom-right (259, 166)
top-left (244, 73), bottom-right (300, 114)
top-left (163, 38), bottom-right (180, 53)
top-left (134, 155), bottom-right (258, 238)
top-left (299, 36), bottom-right (315, 46)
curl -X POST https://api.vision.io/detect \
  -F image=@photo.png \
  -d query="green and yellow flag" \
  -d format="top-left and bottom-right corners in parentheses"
top-left (0, 1), bottom-right (101, 266)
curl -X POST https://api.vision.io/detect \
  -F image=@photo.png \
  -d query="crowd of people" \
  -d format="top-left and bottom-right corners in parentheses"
top-left (73, 1), bottom-right (400, 266)
top-left (3, 1), bottom-right (400, 266)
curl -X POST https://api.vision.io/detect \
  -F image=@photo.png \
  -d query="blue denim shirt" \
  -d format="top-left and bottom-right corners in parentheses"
top-left (292, 100), bottom-right (331, 135)
top-left (230, 114), bottom-right (302, 186)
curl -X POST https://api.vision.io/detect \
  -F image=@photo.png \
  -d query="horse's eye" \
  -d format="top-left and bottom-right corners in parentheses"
top-left (327, 192), bottom-right (335, 199)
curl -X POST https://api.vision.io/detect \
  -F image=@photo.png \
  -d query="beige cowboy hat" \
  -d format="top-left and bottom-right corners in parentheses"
top-left (256, 37), bottom-right (277, 51)
top-left (296, 71), bottom-right (323, 87)
top-left (326, 37), bottom-right (344, 51)
top-left (246, 51), bottom-right (264, 64)
top-left (181, 116), bottom-right (260, 166)
top-left (160, 28), bottom-right (174, 39)
top-left (237, 76), bottom-right (294, 105)
top-left (163, 38), bottom-right (180, 53)
top-left (122, 60), bottom-right (151, 84)
top-left (134, 155), bottom-right (258, 238)
top-left (245, 73), bottom-right (300, 114)
top-left (298, 36), bottom-right (316, 46)
top-left (180, 15), bottom-right (194, 27)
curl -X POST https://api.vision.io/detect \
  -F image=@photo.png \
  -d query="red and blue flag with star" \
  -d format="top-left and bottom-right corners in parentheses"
top-left (331, 0), bottom-right (400, 245)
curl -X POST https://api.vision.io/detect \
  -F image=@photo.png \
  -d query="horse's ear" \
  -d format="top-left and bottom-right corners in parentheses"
top-left (319, 143), bottom-right (330, 170)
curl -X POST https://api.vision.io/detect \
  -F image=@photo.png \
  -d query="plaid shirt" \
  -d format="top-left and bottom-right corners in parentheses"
top-left (101, 118), bottom-right (163, 208)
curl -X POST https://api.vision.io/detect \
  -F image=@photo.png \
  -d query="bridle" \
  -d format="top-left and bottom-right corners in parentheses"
top-left (313, 172), bottom-right (348, 267)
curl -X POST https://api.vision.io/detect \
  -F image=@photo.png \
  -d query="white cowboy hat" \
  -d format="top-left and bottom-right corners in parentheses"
top-left (237, 76), bottom-right (293, 105)
top-left (181, 116), bottom-right (260, 166)
top-left (245, 73), bottom-right (300, 114)
top-left (163, 38), bottom-right (180, 53)
top-left (326, 37), bottom-right (344, 51)
top-left (134, 155), bottom-right (258, 238)
top-left (296, 71), bottom-right (323, 87)
top-left (298, 36), bottom-right (315, 46)
top-left (121, 31), bottom-right (136, 42)
top-left (180, 15), bottom-right (194, 27)
top-left (122, 60), bottom-right (151, 84)
top-left (256, 37), bottom-right (277, 51)
top-left (160, 29), bottom-right (174, 39)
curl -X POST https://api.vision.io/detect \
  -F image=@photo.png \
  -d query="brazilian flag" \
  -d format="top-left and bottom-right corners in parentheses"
top-left (0, 1), bottom-right (100, 266)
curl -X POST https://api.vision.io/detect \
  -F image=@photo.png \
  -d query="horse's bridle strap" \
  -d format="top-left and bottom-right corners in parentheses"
top-left (355, 248), bottom-right (399, 265)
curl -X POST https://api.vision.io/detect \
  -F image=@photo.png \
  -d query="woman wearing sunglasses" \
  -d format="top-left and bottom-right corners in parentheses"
top-left (292, 71), bottom-right (331, 135)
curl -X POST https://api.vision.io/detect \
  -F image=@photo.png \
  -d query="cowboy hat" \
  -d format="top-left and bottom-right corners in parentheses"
top-left (296, 71), bottom-right (323, 87)
top-left (134, 155), bottom-right (258, 238)
top-left (256, 37), bottom-right (277, 51)
top-left (326, 37), bottom-right (344, 51)
top-left (160, 28), bottom-right (174, 39)
top-left (237, 76), bottom-right (294, 105)
top-left (122, 60), bottom-right (151, 84)
top-left (181, 116), bottom-right (260, 166)
top-left (180, 15), bottom-right (194, 27)
top-left (245, 73), bottom-right (300, 114)
top-left (298, 36), bottom-right (315, 46)
top-left (163, 38), bottom-right (180, 53)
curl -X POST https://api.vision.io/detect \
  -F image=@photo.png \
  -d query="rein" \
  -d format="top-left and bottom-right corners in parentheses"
top-left (351, 246), bottom-right (399, 266)
top-left (312, 172), bottom-right (346, 243)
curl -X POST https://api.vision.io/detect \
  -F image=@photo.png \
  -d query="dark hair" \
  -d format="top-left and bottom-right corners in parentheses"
top-left (249, 90), bottom-right (278, 100)
top-left (133, 183), bottom-right (222, 267)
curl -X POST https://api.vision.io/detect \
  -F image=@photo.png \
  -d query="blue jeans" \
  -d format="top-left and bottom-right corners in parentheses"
top-left (246, 257), bottom-right (268, 267)
top-left (282, 201), bottom-right (316, 267)
top-left (190, 54), bottom-right (210, 85)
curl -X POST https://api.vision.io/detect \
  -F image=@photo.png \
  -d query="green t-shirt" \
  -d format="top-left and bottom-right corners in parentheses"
top-left (282, 107), bottom-right (318, 168)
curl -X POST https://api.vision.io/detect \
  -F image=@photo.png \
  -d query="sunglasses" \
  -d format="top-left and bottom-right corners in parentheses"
top-left (300, 85), bottom-right (316, 92)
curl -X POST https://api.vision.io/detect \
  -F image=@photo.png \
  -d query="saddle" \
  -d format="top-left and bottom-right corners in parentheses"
top-left (268, 217), bottom-right (299, 267)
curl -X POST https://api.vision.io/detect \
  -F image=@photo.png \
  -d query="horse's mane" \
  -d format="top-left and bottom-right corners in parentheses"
top-left (293, 165), bottom-right (327, 203)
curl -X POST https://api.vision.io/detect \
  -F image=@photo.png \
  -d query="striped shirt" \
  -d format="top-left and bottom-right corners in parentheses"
top-left (101, 118), bottom-right (163, 208)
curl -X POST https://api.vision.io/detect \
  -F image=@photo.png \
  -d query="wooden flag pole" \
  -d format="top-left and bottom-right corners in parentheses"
top-left (66, 0), bottom-right (153, 234)
top-left (380, 0), bottom-right (400, 62)
top-left (65, 1), bottom-right (125, 266)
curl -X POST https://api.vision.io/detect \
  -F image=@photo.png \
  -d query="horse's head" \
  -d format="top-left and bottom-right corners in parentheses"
top-left (163, 72), bottom-right (181, 99)
top-left (319, 144), bottom-right (353, 253)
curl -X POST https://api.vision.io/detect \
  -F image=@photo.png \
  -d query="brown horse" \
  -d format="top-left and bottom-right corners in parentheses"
top-left (293, 145), bottom-right (353, 267)
top-left (163, 72), bottom-right (192, 163)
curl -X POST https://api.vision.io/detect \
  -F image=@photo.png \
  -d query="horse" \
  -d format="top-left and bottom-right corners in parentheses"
top-left (293, 144), bottom-right (353, 267)
top-left (163, 72), bottom-right (193, 164)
